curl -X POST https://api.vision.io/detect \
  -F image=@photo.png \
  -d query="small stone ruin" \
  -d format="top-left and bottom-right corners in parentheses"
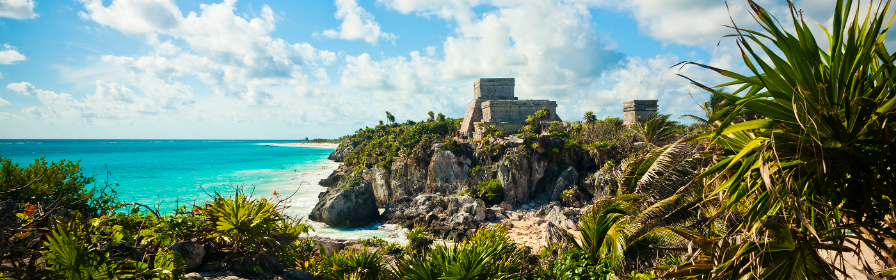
top-left (622, 100), bottom-right (658, 125)
top-left (459, 78), bottom-right (561, 139)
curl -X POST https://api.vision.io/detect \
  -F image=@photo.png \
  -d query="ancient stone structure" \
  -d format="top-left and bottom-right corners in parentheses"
top-left (623, 100), bottom-right (658, 125)
top-left (459, 78), bottom-right (561, 139)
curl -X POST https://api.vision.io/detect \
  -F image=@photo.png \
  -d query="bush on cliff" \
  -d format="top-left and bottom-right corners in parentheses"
top-left (476, 179), bottom-right (503, 205)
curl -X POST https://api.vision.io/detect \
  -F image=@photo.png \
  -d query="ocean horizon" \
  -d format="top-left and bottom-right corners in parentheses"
top-left (0, 139), bottom-right (403, 242)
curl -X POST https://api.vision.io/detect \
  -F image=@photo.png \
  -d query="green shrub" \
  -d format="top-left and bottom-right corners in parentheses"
top-left (535, 248), bottom-right (613, 280)
top-left (477, 179), bottom-right (503, 205)
top-left (0, 156), bottom-right (110, 215)
top-left (394, 225), bottom-right (527, 279)
top-left (323, 247), bottom-right (388, 280)
top-left (443, 137), bottom-right (462, 155)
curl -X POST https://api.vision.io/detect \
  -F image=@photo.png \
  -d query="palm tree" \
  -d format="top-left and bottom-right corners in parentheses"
top-left (436, 112), bottom-right (445, 122)
top-left (679, 91), bottom-right (730, 125)
top-left (668, 0), bottom-right (896, 278)
top-left (427, 111), bottom-right (435, 121)
top-left (385, 111), bottom-right (395, 124)
top-left (633, 113), bottom-right (680, 148)
top-left (584, 111), bottom-right (597, 124)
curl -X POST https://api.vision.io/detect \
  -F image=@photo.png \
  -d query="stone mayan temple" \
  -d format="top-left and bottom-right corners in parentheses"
top-left (623, 100), bottom-right (659, 125)
top-left (459, 78), bottom-right (561, 139)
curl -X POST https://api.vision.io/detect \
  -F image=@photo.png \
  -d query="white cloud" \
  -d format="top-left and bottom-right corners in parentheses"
top-left (320, 0), bottom-right (397, 45)
top-left (0, 96), bottom-right (9, 106)
top-left (0, 44), bottom-right (27, 64)
top-left (0, 0), bottom-right (37, 19)
top-left (22, 106), bottom-right (40, 117)
top-left (0, 71), bottom-right (4, 79)
top-left (5, 81), bottom-right (198, 124)
top-left (7, 81), bottom-right (32, 95)
top-left (79, 0), bottom-right (336, 105)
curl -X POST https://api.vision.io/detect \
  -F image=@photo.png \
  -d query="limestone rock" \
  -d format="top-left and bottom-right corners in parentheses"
top-left (544, 205), bottom-right (577, 230)
top-left (426, 150), bottom-right (471, 194)
top-left (381, 194), bottom-right (487, 239)
top-left (308, 179), bottom-right (380, 227)
top-left (327, 141), bottom-right (358, 162)
top-left (318, 169), bottom-right (343, 188)
top-left (389, 157), bottom-right (427, 200)
top-left (585, 168), bottom-right (615, 199)
top-left (168, 241), bottom-right (205, 272)
top-left (369, 166), bottom-right (392, 207)
top-left (498, 150), bottom-right (531, 205)
top-left (552, 167), bottom-right (578, 201)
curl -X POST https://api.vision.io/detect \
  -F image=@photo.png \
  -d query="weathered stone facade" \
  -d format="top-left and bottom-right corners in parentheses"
top-left (623, 100), bottom-right (658, 125)
top-left (459, 78), bottom-right (561, 138)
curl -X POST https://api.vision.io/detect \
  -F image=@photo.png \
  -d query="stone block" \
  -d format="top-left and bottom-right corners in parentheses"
top-left (623, 100), bottom-right (658, 125)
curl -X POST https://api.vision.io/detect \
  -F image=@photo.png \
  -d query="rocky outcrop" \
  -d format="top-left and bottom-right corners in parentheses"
top-left (318, 169), bottom-right (344, 188)
top-left (585, 167), bottom-right (615, 199)
top-left (551, 167), bottom-right (578, 201)
top-left (426, 150), bottom-right (472, 195)
top-left (327, 141), bottom-right (359, 162)
top-left (389, 157), bottom-right (428, 199)
top-left (381, 195), bottom-right (488, 240)
top-left (543, 205), bottom-right (577, 230)
top-left (308, 178), bottom-right (380, 227)
top-left (367, 167), bottom-right (391, 207)
top-left (498, 150), bottom-right (532, 205)
top-left (168, 241), bottom-right (205, 272)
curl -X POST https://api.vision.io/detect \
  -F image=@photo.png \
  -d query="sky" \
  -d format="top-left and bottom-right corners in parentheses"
top-left (0, 0), bottom-right (880, 139)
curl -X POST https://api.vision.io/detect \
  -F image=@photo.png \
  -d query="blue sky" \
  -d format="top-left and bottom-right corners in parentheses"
top-left (0, 0), bottom-right (851, 139)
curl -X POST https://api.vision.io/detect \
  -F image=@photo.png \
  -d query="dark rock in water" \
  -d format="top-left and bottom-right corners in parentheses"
top-left (381, 194), bottom-right (487, 240)
top-left (308, 178), bottom-right (379, 227)
top-left (552, 166), bottom-right (578, 201)
top-left (318, 169), bottom-right (343, 188)
top-left (169, 241), bottom-right (205, 272)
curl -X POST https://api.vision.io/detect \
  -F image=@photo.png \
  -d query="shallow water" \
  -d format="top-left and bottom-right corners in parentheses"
top-left (0, 139), bottom-right (405, 242)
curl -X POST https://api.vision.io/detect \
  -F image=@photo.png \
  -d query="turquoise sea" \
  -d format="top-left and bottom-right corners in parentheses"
top-left (0, 140), bottom-right (404, 241)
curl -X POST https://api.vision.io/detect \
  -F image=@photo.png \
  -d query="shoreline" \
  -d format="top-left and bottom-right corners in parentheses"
top-left (265, 142), bottom-right (339, 148)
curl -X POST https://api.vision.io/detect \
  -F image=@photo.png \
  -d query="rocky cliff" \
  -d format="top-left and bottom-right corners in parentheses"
top-left (309, 132), bottom-right (614, 229)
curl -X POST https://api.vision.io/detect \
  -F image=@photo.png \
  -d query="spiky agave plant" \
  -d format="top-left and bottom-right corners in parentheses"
top-left (669, 0), bottom-right (896, 278)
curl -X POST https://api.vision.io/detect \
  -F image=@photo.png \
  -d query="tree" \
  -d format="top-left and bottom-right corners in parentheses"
top-left (666, 0), bottom-right (896, 278)
top-left (584, 111), bottom-right (597, 124)
top-left (305, 137), bottom-right (309, 143)
top-left (436, 112), bottom-right (445, 122)
top-left (378, 120), bottom-right (384, 126)
top-left (633, 113), bottom-right (680, 148)
top-left (427, 111), bottom-right (435, 121)
top-left (385, 111), bottom-right (395, 124)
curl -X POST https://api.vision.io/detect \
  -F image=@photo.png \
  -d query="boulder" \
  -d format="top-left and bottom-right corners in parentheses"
top-left (382, 194), bottom-right (487, 239)
top-left (551, 167), bottom-right (578, 201)
top-left (585, 168), bottom-right (615, 199)
top-left (308, 178), bottom-right (380, 227)
top-left (168, 241), bottom-right (205, 272)
top-left (544, 205), bottom-right (577, 230)
top-left (318, 169), bottom-right (343, 188)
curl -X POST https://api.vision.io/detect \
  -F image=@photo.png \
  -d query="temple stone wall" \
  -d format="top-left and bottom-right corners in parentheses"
top-left (474, 78), bottom-right (516, 100)
top-left (458, 78), bottom-right (562, 137)
top-left (623, 100), bottom-right (658, 125)
top-left (481, 100), bottom-right (560, 123)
